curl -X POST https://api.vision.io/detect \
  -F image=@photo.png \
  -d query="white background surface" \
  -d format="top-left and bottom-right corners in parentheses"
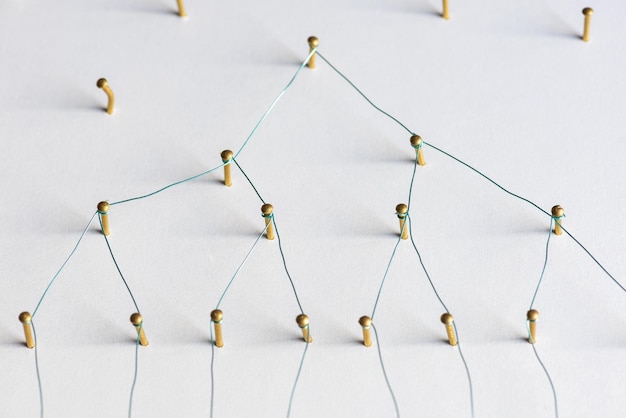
top-left (1, 1), bottom-right (626, 417)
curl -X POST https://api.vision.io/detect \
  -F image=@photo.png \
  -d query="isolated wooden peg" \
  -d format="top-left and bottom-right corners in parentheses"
top-left (396, 203), bottom-right (409, 240)
top-left (410, 134), bottom-right (426, 166)
top-left (130, 313), bottom-right (149, 346)
top-left (296, 314), bottom-right (313, 343)
top-left (551, 205), bottom-right (565, 236)
top-left (440, 313), bottom-right (457, 346)
top-left (359, 316), bottom-right (372, 347)
top-left (307, 36), bottom-right (319, 69)
top-left (19, 312), bottom-right (35, 349)
top-left (176, 0), bottom-right (187, 17)
top-left (442, 0), bottom-right (449, 19)
top-left (582, 8), bottom-right (594, 42)
top-left (96, 78), bottom-right (115, 115)
top-left (527, 309), bottom-right (539, 344)
top-left (97, 201), bottom-right (111, 236)
top-left (211, 309), bottom-right (224, 348)
top-left (221, 150), bottom-right (233, 187)
top-left (261, 203), bottom-right (274, 240)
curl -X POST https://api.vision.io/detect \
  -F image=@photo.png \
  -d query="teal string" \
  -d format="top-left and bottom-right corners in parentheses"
top-left (272, 217), bottom-right (305, 314)
top-left (529, 219), bottom-right (554, 310)
top-left (99, 217), bottom-right (141, 313)
top-left (370, 233), bottom-right (403, 320)
top-left (32, 321), bottom-right (44, 418)
top-left (128, 324), bottom-right (142, 418)
top-left (286, 326), bottom-right (311, 418)
top-left (110, 50), bottom-right (314, 207)
top-left (317, 50), bottom-right (624, 298)
top-left (452, 323), bottom-right (476, 418)
top-left (215, 225), bottom-right (268, 310)
top-left (371, 323), bottom-right (401, 418)
top-left (31, 212), bottom-right (98, 318)
top-left (209, 321), bottom-right (217, 418)
top-left (526, 321), bottom-right (559, 418)
top-left (231, 157), bottom-right (266, 204)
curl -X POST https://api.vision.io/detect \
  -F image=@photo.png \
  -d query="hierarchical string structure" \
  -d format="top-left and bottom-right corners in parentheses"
top-left (15, 34), bottom-right (626, 417)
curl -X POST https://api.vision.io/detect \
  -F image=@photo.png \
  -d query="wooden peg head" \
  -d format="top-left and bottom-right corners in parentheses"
top-left (211, 309), bottom-right (223, 323)
top-left (296, 314), bottom-right (310, 328)
top-left (358, 316), bottom-right (372, 328)
top-left (96, 78), bottom-right (108, 89)
top-left (410, 134), bottom-right (422, 148)
top-left (551, 205), bottom-right (564, 218)
top-left (97, 201), bottom-right (110, 213)
top-left (220, 150), bottom-right (233, 162)
top-left (396, 203), bottom-right (408, 217)
top-left (582, 7), bottom-right (594, 16)
top-left (307, 36), bottom-right (319, 48)
top-left (130, 313), bottom-right (143, 326)
top-left (19, 311), bottom-right (32, 324)
top-left (440, 312), bottom-right (454, 325)
top-left (527, 309), bottom-right (539, 321)
top-left (261, 203), bottom-right (274, 217)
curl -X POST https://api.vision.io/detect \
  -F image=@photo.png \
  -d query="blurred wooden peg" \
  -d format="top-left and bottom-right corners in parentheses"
top-left (97, 201), bottom-right (110, 236)
top-left (582, 8), bottom-right (594, 42)
top-left (221, 150), bottom-right (233, 187)
top-left (296, 314), bottom-right (313, 343)
top-left (410, 135), bottom-right (426, 166)
top-left (96, 78), bottom-right (115, 115)
top-left (440, 313), bottom-right (457, 346)
top-left (396, 203), bottom-right (409, 240)
top-left (442, 0), bottom-right (449, 19)
top-left (211, 309), bottom-right (224, 348)
top-left (307, 36), bottom-right (319, 69)
top-left (527, 309), bottom-right (539, 344)
top-left (551, 205), bottom-right (565, 235)
top-left (130, 313), bottom-right (149, 346)
top-left (261, 204), bottom-right (274, 240)
top-left (176, 0), bottom-right (187, 17)
top-left (19, 312), bottom-right (35, 349)
top-left (359, 316), bottom-right (372, 347)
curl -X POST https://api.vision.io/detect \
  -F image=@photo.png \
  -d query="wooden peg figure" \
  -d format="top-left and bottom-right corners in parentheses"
top-left (307, 36), bottom-right (319, 69)
top-left (396, 203), bottom-right (409, 240)
top-left (359, 316), bottom-right (372, 347)
top-left (527, 309), bottom-right (539, 344)
top-left (440, 313), bottom-right (457, 346)
top-left (19, 312), bottom-right (35, 349)
top-left (96, 78), bottom-right (115, 115)
top-left (551, 205), bottom-right (565, 235)
top-left (221, 150), bottom-right (233, 187)
top-left (261, 203), bottom-right (274, 240)
top-left (410, 134), bottom-right (426, 166)
top-left (211, 309), bottom-right (224, 348)
top-left (582, 8), bottom-right (594, 42)
top-left (97, 201), bottom-right (110, 236)
top-left (296, 314), bottom-right (313, 343)
top-left (442, 0), bottom-right (449, 19)
top-left (130, 313), bottom-right (149, 346)
top-left (176, 0), bottom-right (187, 17)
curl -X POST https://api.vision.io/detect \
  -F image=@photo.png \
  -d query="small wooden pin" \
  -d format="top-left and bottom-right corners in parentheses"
top-left (442, 0), bottom-right (449, 19)
top-left (296, 314), bottom-right (312, 343)
top-left (527, 309), bottom-right (539, 344)
top-left (551, 205), bottom-right (565, 236)
top-left (211, 309), bottom-right (224, 348)
top-left (97, 201), bottom-right (111, 236)
top-left (440, 313), bottom-right (457, 346)
top-left (410, 135), bottom-right (426, 166)
top-left (176, 0), bottom-right (187, 17)
top-left (130, 313), bottom-right (149, 346)
top-left (359, 316), bottom-right (372, 347)
top-left (19, 312), bottom-right (35, 349)
top-left (396, 204), bottom-right (409, 240)
top-left (261, 203), bottom-right (274, 240)
top-left (96, 78), bottom-right (115, 115)
top-left (221, 150), bottom-right (233, 187)
top-left (307, 36), bottom-right (319, 69)
top-left (582, 8), bottom-right (594, 42)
